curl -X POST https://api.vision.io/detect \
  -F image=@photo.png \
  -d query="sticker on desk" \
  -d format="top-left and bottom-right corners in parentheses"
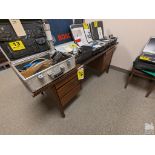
top-left (83, 23), bottom-right (89, 29)
top-left (77, 66), bottom-right (84, 80)
top-left (139, 55), bottom-right (150, 61)
top-left (94, 21), bottom-right (98, 27)
top-left (9, 40), bottom-right (26, 52)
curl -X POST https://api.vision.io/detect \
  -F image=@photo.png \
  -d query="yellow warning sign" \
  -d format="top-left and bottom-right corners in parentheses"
top-left (77, 67), bottom-right (84, 80)
top-left (83, 23), bottom-right (89, 29)
top-left (139, 55), bottom-right (150, 61)
top-left (94, 21), bottom-right (98, 27)
top-left (9, 40), bottom-right (26, 52)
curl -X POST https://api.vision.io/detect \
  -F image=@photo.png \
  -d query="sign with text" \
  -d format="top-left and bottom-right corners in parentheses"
top-left (48, 19), bottom-right (73, 46)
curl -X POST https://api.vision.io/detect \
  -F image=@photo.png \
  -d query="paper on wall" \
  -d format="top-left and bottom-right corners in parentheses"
top-left (97, 27), bottom-right (103, 39)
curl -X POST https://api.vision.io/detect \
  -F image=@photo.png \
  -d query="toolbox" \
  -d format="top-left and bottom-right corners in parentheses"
top-left (0, 20), bottom-right (76, 93)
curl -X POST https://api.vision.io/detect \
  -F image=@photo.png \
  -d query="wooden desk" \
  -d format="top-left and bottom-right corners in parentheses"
top-left (32, 66), bottom-right (81, 118)
top-left (32, 44), bottom-right (117, 117)
top-left (85, 45), bottom-right (116, 74)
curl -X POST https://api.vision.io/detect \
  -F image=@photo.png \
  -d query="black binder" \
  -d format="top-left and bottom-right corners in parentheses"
top-left (90, 21), bottom-right (104, 40)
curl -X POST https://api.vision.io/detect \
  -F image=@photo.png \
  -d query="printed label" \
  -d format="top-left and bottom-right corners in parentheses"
top-left (9, 40), bottom-right (26, 51)
top-left (83, 23), bottom-right (89, 29)
top-left (77, 67), bottom-right (84, 80)
top-left (94, 21), bottom-right (98, 27)
top-left (139, 55), bottom-right (150, 61)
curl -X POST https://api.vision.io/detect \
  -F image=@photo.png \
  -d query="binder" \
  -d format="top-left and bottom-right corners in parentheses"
top-left (90, 21), bottom-right (104, 40)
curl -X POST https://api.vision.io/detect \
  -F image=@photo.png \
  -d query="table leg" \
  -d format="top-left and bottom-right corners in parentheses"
top-left (145, 81), bottom-right (155, 97)
top-left (57, 102), bottom-right (65, 118)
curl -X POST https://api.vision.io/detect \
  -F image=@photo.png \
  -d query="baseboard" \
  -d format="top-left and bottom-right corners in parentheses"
top-left (110, 65), bottom-right (130, 74)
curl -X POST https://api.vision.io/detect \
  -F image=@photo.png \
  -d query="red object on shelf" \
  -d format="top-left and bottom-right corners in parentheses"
top-left (75, 38), bottom-right (81, 43)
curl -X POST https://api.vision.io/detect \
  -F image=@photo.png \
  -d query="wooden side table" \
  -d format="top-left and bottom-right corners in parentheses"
top-left (125, 67), bottom-right (155, 97)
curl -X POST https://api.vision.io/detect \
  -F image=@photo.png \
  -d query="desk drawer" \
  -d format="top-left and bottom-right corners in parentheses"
top-left (60, 84), bottom-right (80, 106)
top-left (55, 69), bottom-right (77, 89)
top-left (57, 77), bottom-right (80, 98)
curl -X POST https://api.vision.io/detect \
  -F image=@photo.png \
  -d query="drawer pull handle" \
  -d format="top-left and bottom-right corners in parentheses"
top-left (53, 68), bottom-right (64, 78)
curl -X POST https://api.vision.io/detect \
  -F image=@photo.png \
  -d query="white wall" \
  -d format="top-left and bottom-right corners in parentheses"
top-left (86, 19), bottom-right (155, 70)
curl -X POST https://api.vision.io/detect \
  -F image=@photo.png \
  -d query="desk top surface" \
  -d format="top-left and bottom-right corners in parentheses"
top-left (32, 44), bottom-right (117, 96)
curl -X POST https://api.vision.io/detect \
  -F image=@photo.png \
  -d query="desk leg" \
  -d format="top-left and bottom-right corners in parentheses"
top-left (87, 55), bottom-right (105, 73)
top-left (106, 53), bottom-right (113, 73)
top-left (106, 62), bottom-right (111, 73)
top-left (106, 49), bottom-right (115, 73)
top-left (57, 102), bottom-right (65, 118)
top-left (41, 92), bottom-right (44, 95)
top-left (49, 86), bottom-right (65, 118)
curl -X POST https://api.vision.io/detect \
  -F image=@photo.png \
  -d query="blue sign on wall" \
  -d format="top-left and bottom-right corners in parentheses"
top-left (48, 19), bottom-right (73, 46)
